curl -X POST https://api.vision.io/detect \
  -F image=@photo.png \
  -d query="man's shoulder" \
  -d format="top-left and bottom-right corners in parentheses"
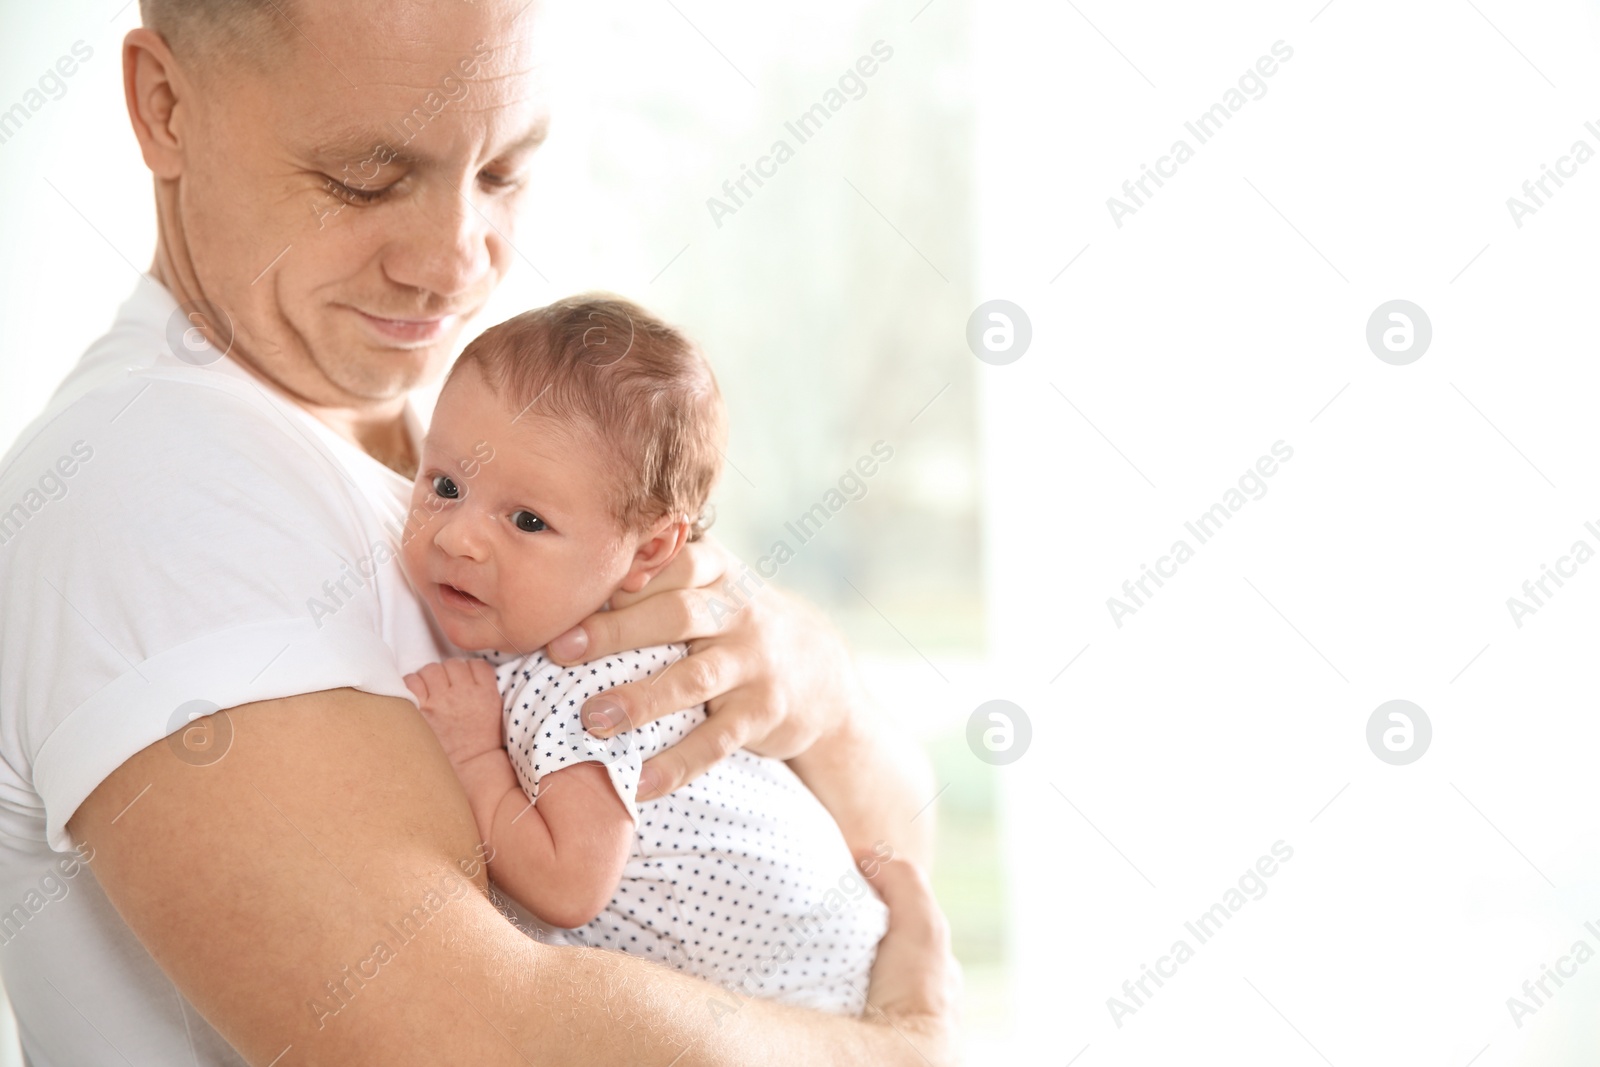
top-left (0, 364), bottom-right (381, 592)
top-left (10, 363), bottom-right (319, 477)
top-left (6, 276), bottom-right (344, 501)
top-left (3, 363), bottom-right (360, 531)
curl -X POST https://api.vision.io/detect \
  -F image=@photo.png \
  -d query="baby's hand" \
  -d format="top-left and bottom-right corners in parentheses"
top-left (404, 658), bottom-right (505, 767)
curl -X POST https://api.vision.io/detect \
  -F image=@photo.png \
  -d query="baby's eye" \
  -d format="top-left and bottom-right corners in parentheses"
top-left (432, 474), bottom-right (460, 499)
top-left (511, 510), bottom-right (547, 533)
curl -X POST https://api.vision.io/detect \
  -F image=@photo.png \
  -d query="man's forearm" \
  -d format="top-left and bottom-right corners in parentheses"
top-left (788, 685), bottom-right (936, 867)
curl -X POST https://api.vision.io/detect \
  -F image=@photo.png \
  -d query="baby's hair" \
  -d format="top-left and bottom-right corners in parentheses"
top-left (448, 295), bottom-right (726, 540)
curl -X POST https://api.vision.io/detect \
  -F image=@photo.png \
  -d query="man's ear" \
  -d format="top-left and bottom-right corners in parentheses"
top-left (123, 28), bottom-right (186, 180)
top-left (617, 516), bottom-right (690, 594)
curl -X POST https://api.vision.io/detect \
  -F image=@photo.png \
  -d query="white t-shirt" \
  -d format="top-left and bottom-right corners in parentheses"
top-left (0, 277), bottom-right (453, 1065)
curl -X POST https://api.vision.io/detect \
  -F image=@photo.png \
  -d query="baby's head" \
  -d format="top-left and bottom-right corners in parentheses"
top-left (401, 295), bottom-right (725, 654)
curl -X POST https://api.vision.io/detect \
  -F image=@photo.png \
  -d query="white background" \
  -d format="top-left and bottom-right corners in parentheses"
top-left (976, 1), bottom-right (1600, 1062)
top-left (5, 1), bottom-right (1600, 1064)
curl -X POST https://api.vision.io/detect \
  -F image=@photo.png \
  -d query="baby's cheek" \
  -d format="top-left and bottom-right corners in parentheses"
top-left (529, 570), bottom-right (607, 649)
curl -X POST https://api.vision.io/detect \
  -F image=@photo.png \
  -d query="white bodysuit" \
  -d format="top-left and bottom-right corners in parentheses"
top-left (486, 645), bottom-right (888, 1015)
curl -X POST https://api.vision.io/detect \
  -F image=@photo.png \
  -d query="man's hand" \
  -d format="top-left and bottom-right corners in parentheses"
top-left (405, 657), bottom-right (504, 767)
top-left (545, 536), bottom-right (937, 867)
top-left (862, 855), bottom-right (961, 1051)
top-left (546, 538), bottom-right (866, 800)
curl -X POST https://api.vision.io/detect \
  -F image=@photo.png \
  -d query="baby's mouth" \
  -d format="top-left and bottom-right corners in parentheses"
top-left (438, 583), bottom-right (488, 612)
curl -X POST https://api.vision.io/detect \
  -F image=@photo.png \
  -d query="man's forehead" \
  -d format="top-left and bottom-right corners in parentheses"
top-left (259, 1), bottom-right (549, 119)
top-left (286, 0), bottom-right (541, 64)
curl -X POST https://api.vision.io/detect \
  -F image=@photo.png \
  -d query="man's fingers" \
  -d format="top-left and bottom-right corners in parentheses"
top-left (863, 855), bottom-right (960, 1040)
top-left (581, 645), bottom-right (748, 736)
top-left (863, 857), bottom-right (949, 948)
top-left (550, 589), bottom-right (727, 665)
top-left (636, 712), bottom-right (753, 801)
top-left (608, 538), bottom-right (732, 609)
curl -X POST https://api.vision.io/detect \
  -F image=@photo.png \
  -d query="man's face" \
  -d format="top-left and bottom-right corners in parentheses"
top-left (400, 362), bottom-right (641, 655)
top-left (172, 0), bottom-right (547, 407)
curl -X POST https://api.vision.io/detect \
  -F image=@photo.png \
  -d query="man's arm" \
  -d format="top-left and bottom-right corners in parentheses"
top-left (547, 543), bottom-right (936, 866)
top-left (786, 675), bottom-right (937, 868)
top-left (70, 688), bottom-right (954, 1066)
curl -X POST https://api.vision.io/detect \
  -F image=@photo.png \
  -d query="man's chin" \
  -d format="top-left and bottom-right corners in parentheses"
top-left (323, 339), bottom-right (446, 401)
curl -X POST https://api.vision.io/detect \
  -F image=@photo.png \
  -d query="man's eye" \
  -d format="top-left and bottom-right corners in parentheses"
top-left (324, 176), bottom-right (388, 205)
top-left (479, 168), bottom-right (523, 193)
top-left (432, 474), bottom-right (460, 499)
top-left (511, 510), bottom-right (546, 533)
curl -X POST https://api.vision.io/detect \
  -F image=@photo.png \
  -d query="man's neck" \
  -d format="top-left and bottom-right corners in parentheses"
top-left (309, 401), bottom-right (418, 479)
top-left (150, 244), bottom-right (418, 480)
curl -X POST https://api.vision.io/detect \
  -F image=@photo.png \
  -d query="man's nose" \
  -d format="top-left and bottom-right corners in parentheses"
top-left (383, 183), bottom-right (493, 301)
top-left (433, 507), bottom-right (489, 562)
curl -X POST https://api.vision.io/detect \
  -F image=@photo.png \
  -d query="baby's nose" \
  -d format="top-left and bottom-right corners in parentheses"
top-left (434, 511), bottom-right (489, 561)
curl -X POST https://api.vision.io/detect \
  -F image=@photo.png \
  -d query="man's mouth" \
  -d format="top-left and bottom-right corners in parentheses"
top-left (349, 307), bottom-right (456, 347)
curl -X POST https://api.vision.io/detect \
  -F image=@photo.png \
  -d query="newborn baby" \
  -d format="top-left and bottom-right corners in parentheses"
top-left (400, 295), bottom-right (887, 1014)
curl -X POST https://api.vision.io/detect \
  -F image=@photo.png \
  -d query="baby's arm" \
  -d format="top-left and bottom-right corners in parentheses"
top-left (404, 659), bottom-right (634, 929)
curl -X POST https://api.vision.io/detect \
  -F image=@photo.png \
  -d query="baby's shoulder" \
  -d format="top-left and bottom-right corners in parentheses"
top-left (486, 644), bottom-right (688, 712)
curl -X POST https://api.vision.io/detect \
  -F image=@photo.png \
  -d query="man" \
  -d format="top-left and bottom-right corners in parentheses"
top-left (0, 0), bottom-right (958, 1063)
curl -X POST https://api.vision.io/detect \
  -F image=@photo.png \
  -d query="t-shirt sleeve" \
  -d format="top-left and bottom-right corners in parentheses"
top-left (0, 376), bottom-right (416, 851)
top-left (495, 646), bottom-right (703, 827)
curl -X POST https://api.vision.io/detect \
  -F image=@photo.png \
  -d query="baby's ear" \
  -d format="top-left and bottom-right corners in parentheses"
top-left (617, 515), bottom-right (690, 594)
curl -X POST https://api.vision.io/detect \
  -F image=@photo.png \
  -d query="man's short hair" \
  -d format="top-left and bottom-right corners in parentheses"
top-left (139, 0), bottom-right (294, 63)
top-left (449, 296), bottom-right (727, 538)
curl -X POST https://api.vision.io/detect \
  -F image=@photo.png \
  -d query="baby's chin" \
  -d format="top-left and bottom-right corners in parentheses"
top-left (440, 612), bottom-right (563, 658)
top-left (435, 613), bottom-right (504, 654)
